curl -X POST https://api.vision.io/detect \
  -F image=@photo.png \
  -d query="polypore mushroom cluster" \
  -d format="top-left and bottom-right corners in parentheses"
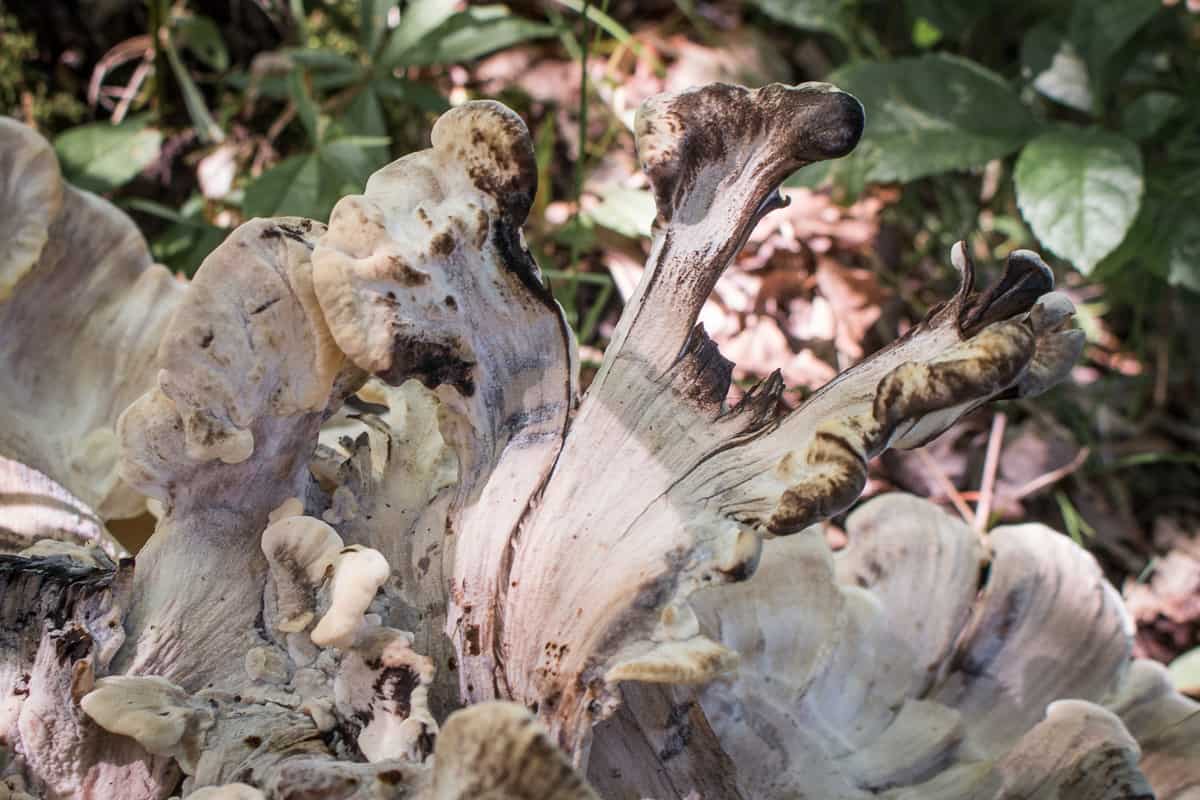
top-left (0, 80), bottom-right (1196, 800)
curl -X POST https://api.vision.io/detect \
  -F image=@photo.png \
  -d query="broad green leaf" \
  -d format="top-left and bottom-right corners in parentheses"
top-left (1068, 0), bottom-right (1160, 97)
top-left (379, 0), bottom-right (458, 68)
top-left (394, 5), bottom-right (555, 67)
top-left (174, 14), bottom-right (229, 71)
top-left (129, 195), bottom-right (228, 277)
top-left (372, 76), bottom-right (450, 112)
top-left (287, 49), bottom-right (360, 73)
top-left (320, 139), bottom-right (379, 189)
top-left (1015, 128), bottom-right (1144, 273)
top-left (1121, 92), bottom-right (1182, 142)
top-left (360, 0), bottom-right (396, 54)
top-left (54, 116), bottom-right (163, 194)
top-left (243, 154), bottom-right (323, 219)
top-left (288, 71), bottom-right (321, 145)
top-left (163, 34), bottom-right (224, 143)
top-left (749, 0), bottom-right (854, 42)
top-left (586, 187), bottom-right (656, 239)
top-left (1166, 204), bottom-right (1200, 292)
top-left (828, 54), bottom-right (1039, 183)
top-left (1168, 648), bottom-right (1200, 695)
top-left (904, 0), bottom-right (1003, 39)
top-left (342, 86), bottom-right (391, 169)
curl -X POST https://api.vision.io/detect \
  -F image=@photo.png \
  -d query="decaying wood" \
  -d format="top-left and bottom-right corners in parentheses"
top-left (0, 81), bottom-right (1196, 800)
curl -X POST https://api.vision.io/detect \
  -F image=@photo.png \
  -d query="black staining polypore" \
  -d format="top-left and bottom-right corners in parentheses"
top-left (873, 334), bottom-right (1033, 434)
top-left (373, 664), bottom-right (422, 720)
top-left (387, 255), bottom-right (430, 287)
top-left (492, 216), bottom-right (557, 310)
top-left (767, 432), bottom-right (868, 535)
top-left (52, 624), bottom-right (93, 663)
top-left (457, 106), bottom-right (537, 224)
top-left (430, 231), bottom-right (456, 259)
top-left (379, 333), bottom-right (475, 397)
top-left (658, 701), bottom-right (696, 762)
top-left (637, 82), bottom-right (864, 223)
top-left (260, 219), bottom-right (319, 249)
top-left (960, 250), bottom-right (1054, 337)
top-left (673, 325), bottom-right (734, 408)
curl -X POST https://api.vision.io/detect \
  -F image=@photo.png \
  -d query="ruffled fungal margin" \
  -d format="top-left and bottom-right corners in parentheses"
top-left (0, 118), bottom-right (184, 520)
top-left (681, 494), bottom-right (1200, 800)
top-left (0, 85), bottom-right (1178, 800)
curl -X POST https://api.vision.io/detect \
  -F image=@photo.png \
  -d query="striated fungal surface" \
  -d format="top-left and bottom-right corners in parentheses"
top-left (0, 82), bottom-right (1193, 800)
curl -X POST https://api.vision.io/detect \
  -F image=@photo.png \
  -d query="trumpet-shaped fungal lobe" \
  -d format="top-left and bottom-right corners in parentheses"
top-left (311, 545), bottom-right (391, 648)
top-left (1, 82), bottom-right (1194, 800)
top-left (260, 514), bottom-right (345, 633)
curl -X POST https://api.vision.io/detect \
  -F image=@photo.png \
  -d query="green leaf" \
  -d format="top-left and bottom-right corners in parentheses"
top-left (1166, 205), bottom-right (1200, 292)
top-left (174, 14), bottom-right (229, 72)
top-left (1121, 91), bottom-right (1182, 142)
top-left (288, 71), bottom-right (321, 145)
top-left (54, 116), bottom-right (163, 194)
top-left (162, 33), bottom-right (225, 143)
top-left (828, 54), bottom-right (1039, 183)
top-left (585, 186), bottom-right (656, 239)
top-left (342, 85), bottom-right (391, 168)
top-left (129, 194), bottom-right (228, 277)
top-left (911, 17), bottom-right (942, 49)
top-left (1015, 128), bottom-right (1144, 273)
top-left (287, 48), bottom-right (360, 73)
top-left (749, 0), bottom-right (854, 42)
top-left (379, 0), bottom-right (458, 68)
top-left (904, 0), bottom-right (1001, 39)
top-left (243, 154), bottom-right (323, 219)
top-left (319, 139), bottom-right (378, 190)
top-left (372, 76), bottom-right (449, 112)
top-left (1068, 0), bottom-right (1160, 97)
top-left (392, 5), bottom-right (555, 67)
top-left (360, 0), bottom-right (396, 55)
top-left (1168, 648), bottom-right (1200, 695)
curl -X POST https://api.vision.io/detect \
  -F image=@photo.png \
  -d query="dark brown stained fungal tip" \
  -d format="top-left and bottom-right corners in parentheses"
top-left (768, 433), bottom-right (868, 535)
top-left (960, 249), bottom-right (1054, 336)
top-left (637, 82), bottom-right (864, 222)
top-left (873, 326), bottom-right (1034, 432)
top-left (448, 103), bottom-right (537, 223)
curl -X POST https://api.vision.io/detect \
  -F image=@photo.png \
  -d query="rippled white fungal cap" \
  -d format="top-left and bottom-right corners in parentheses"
top-left (80, 675), bottom-right (213, 774)
top-left (311, 545), bottom-right (391, 648)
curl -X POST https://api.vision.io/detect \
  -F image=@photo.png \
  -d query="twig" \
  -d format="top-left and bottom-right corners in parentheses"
top-left (1010, 447), bottom-right (1090, 501)
top-left (113, 57), bottom-right (154, 124)
top-left (916, 448), bottom-right (973, 525)
top-left (974, 412), bottom-right (1006, 533)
